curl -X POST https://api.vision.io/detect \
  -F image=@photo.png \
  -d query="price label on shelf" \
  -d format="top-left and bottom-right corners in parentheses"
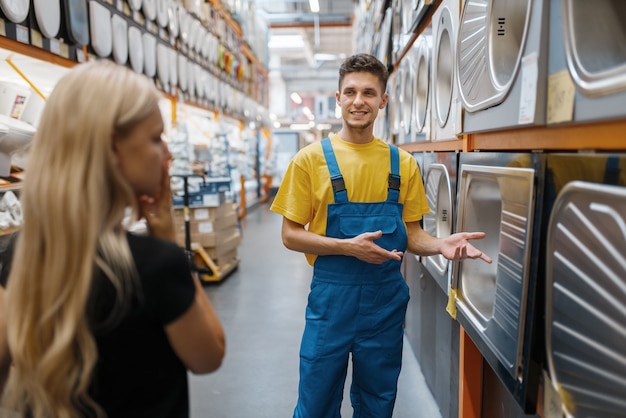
top-left (518, 52), bottom-right (538, 125)
top-left (15, 24), bottom-right (29, 44)
top-left (49, 39), bottom-right (61, 55)
top-left (30, 30), bottom-right (43, 48)
top-left (59, 43), bottom-right (69, 59)
top-left (76, 48), bottom-right (86, 63)
top-left (547, 69), bottom-right (575, 124)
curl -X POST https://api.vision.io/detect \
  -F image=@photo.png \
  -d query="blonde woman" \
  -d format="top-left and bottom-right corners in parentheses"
top-left (0, 61), bottom-right (225, 417)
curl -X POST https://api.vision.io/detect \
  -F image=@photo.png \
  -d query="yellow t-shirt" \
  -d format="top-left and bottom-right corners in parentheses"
top-left (270, 134), bottom-right (430, 265)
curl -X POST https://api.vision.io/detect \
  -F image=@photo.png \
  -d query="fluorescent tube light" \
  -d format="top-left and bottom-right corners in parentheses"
top-left (309, 0), bottom-right (320, 13)
top-left (290, 92), bottom-right (303, 104)
top-left (290, 123), bottom-right (311, 130)
top-left (302, 106), bottom-right (315, 120)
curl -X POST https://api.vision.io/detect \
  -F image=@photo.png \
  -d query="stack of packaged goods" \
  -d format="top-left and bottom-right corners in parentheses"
top-left (173, 199), bottom-right (241, 271)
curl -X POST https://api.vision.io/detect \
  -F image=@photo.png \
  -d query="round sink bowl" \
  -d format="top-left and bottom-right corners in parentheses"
top-left (413, 35), bottom-right (431, 133)
top-left (457, 0), bottom-right (532, 111)
top-left (424, 164), bottom-right (453, 277)
top-left (433, 5), bottom-right (454, 127)
top-left (399, 63), bottom-right (413, 138)
top-left (564, 0), bottom-right (626, 96)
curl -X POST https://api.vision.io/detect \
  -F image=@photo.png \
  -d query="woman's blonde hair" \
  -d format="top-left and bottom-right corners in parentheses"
top-left (3, 60), bottom-right (162, 417)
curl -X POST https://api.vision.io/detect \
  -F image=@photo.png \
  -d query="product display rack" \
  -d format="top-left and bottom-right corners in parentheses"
top-left (0, 0), bottom-right (267, 281)
top-left (380, 0), bottom-right (626, 417)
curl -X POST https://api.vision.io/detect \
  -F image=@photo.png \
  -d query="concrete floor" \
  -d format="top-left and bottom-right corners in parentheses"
top-left (190, 204), bottom-right (442, 418)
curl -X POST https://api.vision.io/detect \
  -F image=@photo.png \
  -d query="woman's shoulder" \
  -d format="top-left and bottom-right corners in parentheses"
top-left (125, 233), bottom-right (195, 325)
top-left (126, 233), bottom-right (188, 275)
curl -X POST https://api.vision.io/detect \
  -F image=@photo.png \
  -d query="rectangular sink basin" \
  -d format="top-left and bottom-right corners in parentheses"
top-left (455, 164), bottom-right (536, 380)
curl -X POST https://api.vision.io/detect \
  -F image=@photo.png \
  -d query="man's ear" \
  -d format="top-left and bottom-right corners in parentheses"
top-left (380, 93), bottom-right (389, 109)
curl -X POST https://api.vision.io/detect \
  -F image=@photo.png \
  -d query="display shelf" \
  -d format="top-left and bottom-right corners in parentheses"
top-left (383, 1), bottom-right (626, 417)
top-left (469, 119), bottom-right (626, 151)
top-left (0, 0), bottom-right (268, 127)
top-left (391, 0), bottom-right (442, 73)
top-left (399, 119), bottom-right (626, 153)
top-left (398, 139), bottom-right (465, 153)
top-left (241, 43), bottom-right (267, 75)
top-left (175, 93), bottom-right (245, 124)
top-left (460, 328), bottom-right (482, 418)
top-left (207, 0), bottom-right (243, 38)
top-left (0, 36), bottom-right (78, 69)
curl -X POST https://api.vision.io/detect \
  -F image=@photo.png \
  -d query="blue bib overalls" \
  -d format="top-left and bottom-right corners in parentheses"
top-left (293, 139), bottom-right (410, 418)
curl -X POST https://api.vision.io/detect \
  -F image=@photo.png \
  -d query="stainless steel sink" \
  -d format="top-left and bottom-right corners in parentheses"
top-left (457, 0), bottom-right (532, 111)
top-left (399, 63), bottom-right (413, 139)
top-left (392, 70), bottom-right (403, 136)
top-left (458, 178), bottom-right (501, 323)
top-left (423, 163), bottom-right (453, 287)
top-left (455, 164), bottom-right (536, 379)
top-left (413, 35), bottom-right (431, 133)
top-left (433, 5), bottom-right (454, 127)
top-left (546, 180), bottom-right (626, 417)
top-left (563, 0), bottom-right (626, 96)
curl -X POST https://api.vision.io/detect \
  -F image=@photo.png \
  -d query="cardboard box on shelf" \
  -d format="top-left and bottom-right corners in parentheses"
top-left (214, 211), bottom-right (238, 231)
top-left (173, 198), bottom-right (241, 267)
top-left (205, 228), bottom-right (242, 259)
top-left (173, 201), bottom-right (237, 225)
top-left (175, 226), bottom-right (237, 249)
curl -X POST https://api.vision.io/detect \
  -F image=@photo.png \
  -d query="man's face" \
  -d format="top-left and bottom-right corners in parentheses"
top-left (336, 72), bottom-right (388, 131)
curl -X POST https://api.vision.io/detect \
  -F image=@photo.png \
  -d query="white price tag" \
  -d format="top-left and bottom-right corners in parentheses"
top-left (49, 39), bottom-right (61, 55)
top-left (15, 24), bottom-right (29, 44)
top-left (518, 52), bottom-right (538, 125)
top-left (194, 208), bottom-right (210, 221)
top-left (76, 48), bottom-right (86, 63)
top-left (198, 221), bottom-right (214, 234)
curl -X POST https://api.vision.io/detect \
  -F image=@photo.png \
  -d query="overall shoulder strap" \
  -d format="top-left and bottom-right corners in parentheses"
top-left (387, 144), bottom-right (401, 202)
top-left (321, 138), bottom-right (348, 203)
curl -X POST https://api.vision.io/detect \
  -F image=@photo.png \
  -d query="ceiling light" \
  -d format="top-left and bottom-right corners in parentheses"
top-left (302, 106), bottom-right (315, 120)
top-left (309, 0), bottom-right (320, 13)
top-left (290, 92), bottom-right (302, 104)
top-left (290, 123), bottom-right (311, 131)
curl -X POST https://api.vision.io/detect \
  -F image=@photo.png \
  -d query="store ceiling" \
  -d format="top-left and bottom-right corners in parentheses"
top-left (256, 0), bottom-right (355, 95)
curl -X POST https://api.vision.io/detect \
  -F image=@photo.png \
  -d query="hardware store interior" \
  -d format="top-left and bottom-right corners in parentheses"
top-left (0, 0), bottom-right (625, 417)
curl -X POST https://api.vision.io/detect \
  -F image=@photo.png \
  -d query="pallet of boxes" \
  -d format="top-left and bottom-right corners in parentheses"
top-left (173, 191), bottom-right (241, 282)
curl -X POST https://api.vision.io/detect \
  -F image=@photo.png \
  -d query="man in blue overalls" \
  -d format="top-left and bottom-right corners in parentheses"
top-left (271, 54), bottom-right (492, 418)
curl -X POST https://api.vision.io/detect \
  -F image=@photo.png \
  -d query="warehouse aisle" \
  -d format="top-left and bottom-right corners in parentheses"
top-left (189, 203), bottom-right (442, 418)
